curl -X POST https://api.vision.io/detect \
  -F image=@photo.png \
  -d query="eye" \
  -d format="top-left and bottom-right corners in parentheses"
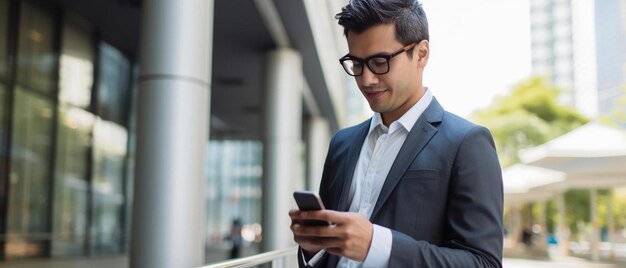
top-left (369, 57), bottom-right (387, 67)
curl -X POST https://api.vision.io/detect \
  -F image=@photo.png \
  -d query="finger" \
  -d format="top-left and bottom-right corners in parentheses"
top-left (295, 235), bottom-right (341, 249)
top-left (290, 210), bottom-right (317, 221)
top-left (320, 210), bottom-right (348, 223)
top-left (317, 238), bottom-right (348, 251)
top-left (299, 210), bottom-right (337, 222)
top-left (292, 224), bottom-right (342, 238)
top-left (291, 210), bottom-right (319, 221)
top-left (301, 210), bottom-right (353, 224)
top-left (289, 209), bottom-right (301, 217)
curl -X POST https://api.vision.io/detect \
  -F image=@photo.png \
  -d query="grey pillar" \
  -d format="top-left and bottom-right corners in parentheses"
top-left (590, 189), bottom-right (600, 262)
top-left (538, 201), bottom-right (547, 250)
top-left (607, 190), bottom-right (615, 261)
top-left (510, 204), bottom-right (522, 248)
top-left (262, 49), bottom-right (303, 251)
top-left (557, 193), bottom-right (568, 256)
top-left (307, 116), bottom-right (330, 192)
top-left (132, 0), bottom-right (213, 267)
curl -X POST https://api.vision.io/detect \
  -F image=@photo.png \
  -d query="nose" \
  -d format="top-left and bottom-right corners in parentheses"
top-left (358, 66), bottom-right (379, 87)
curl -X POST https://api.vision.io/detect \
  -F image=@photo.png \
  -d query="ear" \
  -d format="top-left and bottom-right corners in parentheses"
top-left (416, 40), bottom-right (429, 67)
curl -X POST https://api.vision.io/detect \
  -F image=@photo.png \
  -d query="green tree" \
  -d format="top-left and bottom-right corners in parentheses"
top-left (564, 190), bottom-right (591, 237)
top-left (471, 77), bottom-right (589, 167)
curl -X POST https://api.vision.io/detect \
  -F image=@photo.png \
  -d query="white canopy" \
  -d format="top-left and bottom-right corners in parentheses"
top-left (520, 122), bottom-right (626, 189)
top-left (503, 164), bottom-right (566, 204)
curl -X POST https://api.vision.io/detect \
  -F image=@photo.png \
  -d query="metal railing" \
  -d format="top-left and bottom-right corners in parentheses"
top-left (198, 246), bottom-right (298, 268)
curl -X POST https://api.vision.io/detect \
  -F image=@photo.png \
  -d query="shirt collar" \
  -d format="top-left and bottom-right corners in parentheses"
top-left (368, 88), bottom-right (433, 134)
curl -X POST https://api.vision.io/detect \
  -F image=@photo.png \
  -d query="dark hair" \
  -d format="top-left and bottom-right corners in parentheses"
top-left (335, 0), bottom-right (429, 45)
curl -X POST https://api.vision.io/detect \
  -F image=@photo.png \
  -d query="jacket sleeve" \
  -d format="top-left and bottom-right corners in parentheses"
top-left (388, 126), bottom-right (504, 268)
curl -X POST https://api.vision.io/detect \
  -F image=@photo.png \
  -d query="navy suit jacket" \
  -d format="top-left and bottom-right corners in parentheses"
top-left (300, 98), bottom-right (503, 267)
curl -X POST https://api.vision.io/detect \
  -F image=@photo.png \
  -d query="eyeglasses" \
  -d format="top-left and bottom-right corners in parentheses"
top-left (339, 43), bottom-right (417, 76)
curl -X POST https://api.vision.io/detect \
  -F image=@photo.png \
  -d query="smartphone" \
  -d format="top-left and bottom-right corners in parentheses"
top-left (293, 190), bottom-right (330, 226)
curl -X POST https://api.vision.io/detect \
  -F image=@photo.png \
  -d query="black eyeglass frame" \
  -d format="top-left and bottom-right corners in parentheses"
top-left (338, 43), bottom-right (418, 76)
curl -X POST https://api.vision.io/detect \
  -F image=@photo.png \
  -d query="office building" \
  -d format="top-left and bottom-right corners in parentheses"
top-left (530, 0), bottom-right (626, 117)
top-left (0, 0), bottom-right (353, 267)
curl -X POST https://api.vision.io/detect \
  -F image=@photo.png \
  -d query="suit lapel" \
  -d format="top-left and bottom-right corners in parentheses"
top-left (370, 99), bottom-right (444, 220)
top-left (336, 120), bottom-right (370, 212)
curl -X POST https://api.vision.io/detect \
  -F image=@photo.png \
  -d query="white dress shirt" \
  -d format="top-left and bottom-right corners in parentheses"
top-left (304, 89), bottom-right (433, 268)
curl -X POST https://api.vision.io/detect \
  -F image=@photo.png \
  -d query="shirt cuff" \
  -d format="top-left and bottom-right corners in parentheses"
top-left (361, 224), bottom-right (392, 268)
top-left (301, 248), bottom-right (327, 267)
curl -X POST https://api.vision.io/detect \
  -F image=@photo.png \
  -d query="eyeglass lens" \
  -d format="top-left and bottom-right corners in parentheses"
top-left (342, 56), bottom-right (389, 76)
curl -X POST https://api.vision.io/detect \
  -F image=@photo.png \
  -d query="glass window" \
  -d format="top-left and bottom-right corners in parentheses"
top-left (50, 13), bottom-right (95, 257)
top-left (206, 141), bottom-right (263, 253)
top-left (16, 1), bottom-right (56, 94)
top-left (0, 0), bottom-right (9, 78)
top-left (51, 106), bottom-right (94, 256)
top-left (97, 43), bottom-right (130, 125)
top-left (0, 86), bottom-right (5, 256)
top-left (5, 88), bottom-right (54, 258)
top-left (122, 66), bottom-right (139, 251)
top-left (90, 119), bottom-right (127, 254)
top-left (59, 15), bottom-right (94, 108)
top-left (0, 84), bottom-right (6, 185)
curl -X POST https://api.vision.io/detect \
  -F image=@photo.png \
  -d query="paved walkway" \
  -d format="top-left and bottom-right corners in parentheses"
top-left (0, 246), bottom-right (258, 268)
top-left (504, 256), bottom-right (625, 268)
top-left (2, 251), bottom-right (625, 268)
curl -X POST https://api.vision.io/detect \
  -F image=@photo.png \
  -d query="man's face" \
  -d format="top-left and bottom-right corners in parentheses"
top-left (346, 23), bottom-right (428, 124)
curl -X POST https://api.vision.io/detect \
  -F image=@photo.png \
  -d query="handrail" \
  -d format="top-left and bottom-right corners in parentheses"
top-left (198, 246), bottom-right (298, 268)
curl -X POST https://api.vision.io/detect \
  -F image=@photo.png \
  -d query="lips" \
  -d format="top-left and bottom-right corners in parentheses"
top-left (364, 90), bottom-right (386, 99)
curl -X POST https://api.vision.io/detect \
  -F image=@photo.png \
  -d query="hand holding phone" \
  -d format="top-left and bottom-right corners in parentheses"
top-left (293, 190), bottom-right (331, 226)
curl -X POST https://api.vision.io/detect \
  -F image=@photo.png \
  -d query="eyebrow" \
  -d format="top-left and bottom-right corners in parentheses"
top-left (343, 50), bottom-right (396, 61)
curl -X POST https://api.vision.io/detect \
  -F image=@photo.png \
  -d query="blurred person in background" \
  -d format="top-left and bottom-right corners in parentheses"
top-left (225, 218), bottom-right (243, 259)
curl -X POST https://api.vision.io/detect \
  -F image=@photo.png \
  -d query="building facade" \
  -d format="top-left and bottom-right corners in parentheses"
top-left (530, 0), bottom-right (626, 118)
top-left (0, 0), bottom-right (135, 260)
top-left (0, 0), bottom-right (352, 267)
top-left (530, 0), bottom-right (577, 107)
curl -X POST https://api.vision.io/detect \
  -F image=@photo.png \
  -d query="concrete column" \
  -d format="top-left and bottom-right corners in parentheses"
top-left (306, 116), bottom-right (330, 192)
top-left (262, 49), bottom-right (303, 251)
top-left (607, 190), bottom-right (615, 261)
top-left (510, 204), bottom-right (522, 248)
top-left (590, 189), bottom-right (600, 262)
top-left (538, 201), bottom-right (547, 250)
top-left (132, 1), bottom-right (213, 268)
top-left (557, 193), bottom-right (569, 256)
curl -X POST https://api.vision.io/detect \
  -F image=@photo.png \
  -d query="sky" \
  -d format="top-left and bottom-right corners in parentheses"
top-left (419, 0), bottom-right (532, 117)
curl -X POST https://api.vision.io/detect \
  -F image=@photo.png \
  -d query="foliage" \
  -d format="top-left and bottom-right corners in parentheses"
top-left (610, 187), bottom-right (626, 229)
top-left (471, 77), bottom-right (589, 167)
top-left (545, 200), bottom-right (557, 234)
top-left (564, 190), bottom-right (591, 237)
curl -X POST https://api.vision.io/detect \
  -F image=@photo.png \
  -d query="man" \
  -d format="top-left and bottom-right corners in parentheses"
top-left (289, 0), bottom-right (503, 267)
